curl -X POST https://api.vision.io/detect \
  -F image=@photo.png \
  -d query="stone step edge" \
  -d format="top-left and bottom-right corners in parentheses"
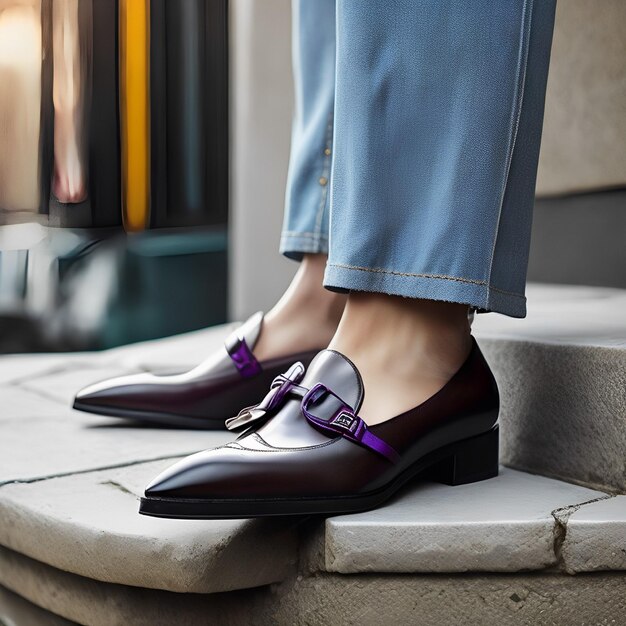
top-left (2, 545), bottom-right (626, 626)
top-left (2, 462), bottom-right (625, 594)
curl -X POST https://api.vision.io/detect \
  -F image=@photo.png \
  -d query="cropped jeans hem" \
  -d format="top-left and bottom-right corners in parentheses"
top-left (323, 262), bottom-right (527, 318)
top-left (280, 232), bottom-right (329, 261)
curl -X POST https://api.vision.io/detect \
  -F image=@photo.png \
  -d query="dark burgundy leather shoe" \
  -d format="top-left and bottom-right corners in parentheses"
top-left (139, 338), bottom-right (500, 518)
top-left (73, 312), bottom-right (319, 429)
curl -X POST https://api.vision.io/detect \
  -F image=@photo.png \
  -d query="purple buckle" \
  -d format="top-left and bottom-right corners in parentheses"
top-left (225, 336), bottom-right (261, 379)
top-left (301, 384), bottom-right (399, 464)
top-left (331, 410), bottom-right (360, 433)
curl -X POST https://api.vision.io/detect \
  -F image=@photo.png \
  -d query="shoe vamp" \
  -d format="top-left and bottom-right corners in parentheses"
top-left (254, 349), bottom-right (364, 448)
top-left (162, 438), bottom-right (392, 499)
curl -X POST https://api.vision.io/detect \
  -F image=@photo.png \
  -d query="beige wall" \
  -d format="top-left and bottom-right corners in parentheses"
top-left (229, 0), bottom-right (296, 319)
top-left (536, 0), bottom-right (626, 196)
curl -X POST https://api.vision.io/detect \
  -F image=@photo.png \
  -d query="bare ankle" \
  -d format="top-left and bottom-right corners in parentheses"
top-left (329, 293), bottom-right (472, 424)
top-left (330, 293), bottom-right (470, 364)
top-left (254, 255), bottom-right (346, 360)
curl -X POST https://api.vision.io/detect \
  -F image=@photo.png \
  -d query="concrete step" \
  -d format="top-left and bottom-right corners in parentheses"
top-left (2, 546), bottom-right (626, 626)
top-left (0, 384), bottom-right (232, 487)
top-left (315, 467), bottom-right (613, 575)
top-left (1, 282), bottom-right (625, 623)
top-left (471, 284), bottom-right (626, 492)
top-left (1, 456), bottom-right (624, 591)
top-left (0, 456), bottom-right (298, 594)
top-left (0, 359), bottom-right (232, 487)
top-left (0, 583), bottom-right (75, 626)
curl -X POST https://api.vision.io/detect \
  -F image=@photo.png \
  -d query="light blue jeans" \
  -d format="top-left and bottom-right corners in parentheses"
top-left (280, 0), bottom-right (556, 318)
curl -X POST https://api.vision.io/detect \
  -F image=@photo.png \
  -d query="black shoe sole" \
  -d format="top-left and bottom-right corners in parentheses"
top-left (139, 425), bottom-right (499, 519)
top-left (72, 400), bottom-right (227, 430)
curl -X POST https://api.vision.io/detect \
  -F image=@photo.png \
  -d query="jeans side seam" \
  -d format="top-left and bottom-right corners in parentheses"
top-left (485, 0), bottom-right (534, 306)
top-left (328, 262), bottom-right (526, 298)
top-left (312, 112), bottom-right (334, 248)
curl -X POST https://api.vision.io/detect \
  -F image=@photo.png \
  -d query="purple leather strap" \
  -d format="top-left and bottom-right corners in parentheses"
top-left (301, 384), bottom-right (400, 464)
top-left (225, 335), bottom-right (262, 378)
top-left (227, 364), bottom-right (400, 464)
top-left (226, 362), bottom-right (307, 431)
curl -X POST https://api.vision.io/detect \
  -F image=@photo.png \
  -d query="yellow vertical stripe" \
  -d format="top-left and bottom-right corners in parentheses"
top-left (119, 0), bottom-right (150, 231)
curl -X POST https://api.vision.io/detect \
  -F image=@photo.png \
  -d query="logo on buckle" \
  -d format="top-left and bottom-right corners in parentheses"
top-left (332, 410), bottom-right (356, 432)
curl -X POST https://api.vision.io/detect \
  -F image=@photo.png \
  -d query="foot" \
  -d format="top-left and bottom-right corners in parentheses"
top-left (253, 254), bottom-right (346, 360)
top-left (73, 311), bottom-right (321, 428)
top-left (328, 293), bottom-right (472, 425)
top-left (140, 334), bottom-right (499, 519)
top-left (73, 254), bottom-right (343, 428)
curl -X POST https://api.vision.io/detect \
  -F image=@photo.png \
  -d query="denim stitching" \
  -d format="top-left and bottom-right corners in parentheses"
top-left (282, 231), bottom-right (329, 239)
top-left (280, 238), bottom-right (329, 256)
top-left (312, 112), bottom-right (334, 249)
top-left (485, 0), bottom-right (534, 308)
top-left (328, 262), bottom-right (526, 299)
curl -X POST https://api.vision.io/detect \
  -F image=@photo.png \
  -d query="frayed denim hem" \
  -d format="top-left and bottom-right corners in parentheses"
top-left (279, 234), bottom-right (329, 262)
top-left (324, 262), bottom-right (527, 318)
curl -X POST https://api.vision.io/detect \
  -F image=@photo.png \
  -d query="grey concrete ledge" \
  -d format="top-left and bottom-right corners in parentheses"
top-left (98, 320), bottom-right (239, 372)
top-left (320, 467), bottom-right (606, 574)
top-left (561, 494), bottom-right (626, 574)
top-left (16, 364), bottom-right (144, 407)
top-left (2, 546), bottom-right (626, 626)
top-left (472, 283), bottom-right (626, 349)
top-left (0, 404), bottom-right (233, 487)
top-left (0, 352), bottom-right (91, 386)
top-left (0, 584), bottom-right (75, 626)
top-left (0, 381), bottom-right (233, 486)
top-left (0, 322), bottom-right (235, 486)
top-left (0, 460), bottom-right (299, 594)
top-left (473, 284), bottom-right (626, 493)
top-left (481, 339), bottom-right (626, 493)
top-left (0, 546), bottom-right (264, 626)
top-left (1, 460), bottom-right (622, 596)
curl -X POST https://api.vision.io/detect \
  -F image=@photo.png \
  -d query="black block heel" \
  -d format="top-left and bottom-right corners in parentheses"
top-left (429, 425), bottom-right (499, 486)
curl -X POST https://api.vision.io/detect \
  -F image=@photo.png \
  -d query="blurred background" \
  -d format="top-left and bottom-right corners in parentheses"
top-left (0, 0), bottom-right (624, 353)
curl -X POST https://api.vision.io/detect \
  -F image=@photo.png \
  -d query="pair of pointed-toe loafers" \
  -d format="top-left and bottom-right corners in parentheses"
top-left (73, 312), bottom-right (500, 519)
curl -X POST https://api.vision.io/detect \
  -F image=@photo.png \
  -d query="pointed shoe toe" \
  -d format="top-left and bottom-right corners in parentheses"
top-left (71, 311), bottom-right (320, 429)
top-left (139, 339), bottom-right (501, 520)
top-left (144, 453), bottom-right (207, 499)
top-left (73, 373), bottom-right (157, 414)
top-left (71, 371), bottom-right (204, 425)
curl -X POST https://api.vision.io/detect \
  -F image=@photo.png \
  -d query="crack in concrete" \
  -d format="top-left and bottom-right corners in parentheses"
top-left (12, 366), bottom-right (140, 407)
top-left (6, 363), bottom-right (90, 387)
top-left (100, 480), bottom-right (137, 497)
top-left (0, 451), bottom-right (200, 489)
top-left (550, 494), bottom-right (615, 568)
top-left (12, 381), bottom-right (74, 407)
